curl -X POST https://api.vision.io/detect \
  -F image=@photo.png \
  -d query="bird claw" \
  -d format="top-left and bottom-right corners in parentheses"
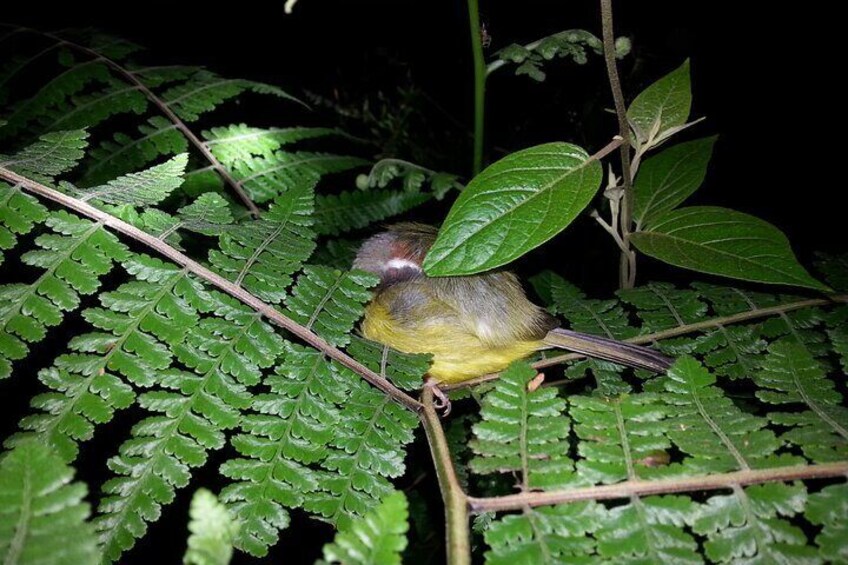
top-left (424, 378), bottom-right (452, 417)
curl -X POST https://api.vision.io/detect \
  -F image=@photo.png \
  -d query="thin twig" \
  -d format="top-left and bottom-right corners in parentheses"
top-left (19, 27), bottom-right (262, 218)
top-left (468, 461), bottom-right (848, 512)
top-left (420, 387), bottom-right (471, 565)
top-left (599, 0), bottom-right (636, 289)
top-left (0, 167), bottom-right (422, 412)
top-left (466, 0), bottom-right (486, 175)
top-left (442, 294), bottom-right (848, 390)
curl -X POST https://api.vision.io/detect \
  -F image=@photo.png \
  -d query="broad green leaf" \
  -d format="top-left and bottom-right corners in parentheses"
top-left (184, 489), bottom-right (239, 565)
top-left (631, 206), bottom-right (829, 291)
top-left (320, 491), bottom-right (408, 565)
top-left (634, 136), bottom-right (716, 228)
top-left (423, 142), bottom-right (602, 276)
top-left (0, 441), bottom-right (100, 565)
top-left (628, 60), bottom-right (691, 145)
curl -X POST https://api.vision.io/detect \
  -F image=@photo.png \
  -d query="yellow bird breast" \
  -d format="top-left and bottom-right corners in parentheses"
top-left (361, 302), bottom-right (541, 384)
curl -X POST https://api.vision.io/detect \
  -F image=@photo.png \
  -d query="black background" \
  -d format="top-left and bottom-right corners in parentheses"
top-left (2, 1), bottom-right (844, 562)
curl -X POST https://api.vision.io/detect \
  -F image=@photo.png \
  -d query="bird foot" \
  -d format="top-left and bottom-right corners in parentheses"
top-left (424, 377), bottom-right (452, 417)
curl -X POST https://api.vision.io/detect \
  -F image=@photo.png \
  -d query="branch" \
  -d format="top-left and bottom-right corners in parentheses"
top-left (442, 294), bottom-right (848, 390)
top-left (599, 0), bottom-right (636, 289)
top-left (467, 461), bottom-right (848, 512)
top-left (420, 387), bottom-right (471, 565)
top-left (19, 27), bottom-right (262, 218)
top-left (466, 0), bottom-right (486, 176)
top-left (0, 166), bottom-right (422, 412)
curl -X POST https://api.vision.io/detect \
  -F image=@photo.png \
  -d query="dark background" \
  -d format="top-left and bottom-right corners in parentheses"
top-left (3, 1), bottom-right (843, 562)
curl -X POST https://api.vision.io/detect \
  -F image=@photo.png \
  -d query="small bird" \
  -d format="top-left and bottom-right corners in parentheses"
top-left (354, 224), bottom-right (671, 403)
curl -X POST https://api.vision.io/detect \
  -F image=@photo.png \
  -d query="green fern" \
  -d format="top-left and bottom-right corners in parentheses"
top-left (94, 282), bottom-right (280, 561)
top-left (655, 356), bottom-right (790, 472)
top-left (806, 484), bottom-right (848, 563)
top-left (208, 182), bottom-right (316, 304)
top-left (314, 189), bottom-right (431, 236)
top-left (285, 266), bottom-right (379, 347)
top-left (320, 491), bottom-right (409, 565)
top-left (693, 482), bottom-right (817, 563)
top-left (755, 340), bottom-right (848, 462)
top-left (483, 502), bottom-right (604, 564)
top-left (0, 211), bottom-right (128, 379)
top-left (0, 441), bottom-right (100, 565)
top-left (470, 362), bottom-right (574, 490)
top-left (184, 489), bottom-right (239, 565)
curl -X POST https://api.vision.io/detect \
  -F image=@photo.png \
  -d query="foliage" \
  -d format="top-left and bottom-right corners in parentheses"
top-left (320, 491), bottom-right (409, 565)
top-left (184, 489), bottom-right (239, 565)
top-left (0, 12), bottom-right (845, 565)
top-left (0, 441), bottom-right (100, 565)
top-left (424, 143), bottom-right (602, 276)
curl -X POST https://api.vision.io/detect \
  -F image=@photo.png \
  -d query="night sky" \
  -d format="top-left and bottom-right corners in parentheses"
top-left (2, 1), bottom-right (843, 562)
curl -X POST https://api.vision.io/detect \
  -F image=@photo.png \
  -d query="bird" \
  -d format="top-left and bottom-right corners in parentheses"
top-left (354, 223), bottom-right (672, 406)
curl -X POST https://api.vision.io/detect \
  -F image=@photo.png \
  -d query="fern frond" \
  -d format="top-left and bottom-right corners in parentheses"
top-left (208, 182), bottom-right (315, 303)
top-left (571, 394), bottom-right (670, 483)
top-left (0, 211), bottom-right (128, 379)
top-left (619, 282), bottom-right (707, 332)
top-left (483, 502), bottom-right (603, 564)
top-left (692, 482), bottom-right (817, 563)
top-left (184, 489), bottom-right (239, 565)
top-left (692, 324), bottom-right (768, 379)
top-left (220, 345), bottom-right (351, 556)
top-left (42, 77), bottom-right (148, 132)
top-left (84, 116), bottom-right (188, 185)
top-left (222, 150), bottom-right (366, 204)
top-left (7, 255), bottom-right (198, 460)
top-left (806, 483), bottom-right (848, 563)
top-left (305, 376), bottom-right (417, 528)
top-left (204, 124), bottom-right (340, 163)
top-left (0, 181), bottom-right (47, 263)
top-left (658, 357), bottom-right (787, 472)
top-left (346, 336), bottom-right (430, 391)
top-left (754, 340), bottom-right (848, 462)
top-left (285, 266), bottom-right (378, 347)
top-left (0, 129), bottom-right (89, 182)
top-left (160, 70), bottom-right (301, 122)
top-left (1, 61), bottom-right (112, 137)
top-left (70, 153), bottom-right (188, 205)
top-left (826, 305), bottom-right (848, 371)
top-left (469, 362), bottom-right (574, 490)
top-left (595, 495), bottom-right (701, 564)
top-left (320, 491), bottom-right (409, 565)
top-left (95, 288), bottom-right (280, 562)
top-left (314, 189), bottom-right (431, 236)
top-left (0, 440), bottom-right (100, 565)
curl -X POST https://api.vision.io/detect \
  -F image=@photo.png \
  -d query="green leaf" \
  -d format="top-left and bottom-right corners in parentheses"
top-left (627, 60), bottom-right (692, 145)
top-left (0, 130), bottom-right (89, 182)
top-left (633, 136), bottom-right (717, 228)
top-left (184, 489), bottom-right (239, 565)
top-left (71, 154), bottom-right (188, 205)
top-left (806, 483), bottom-right (848, 563)
top-left (320, 491), bottom-right (409, 565)
top-left (0, 441), bottom-right (100, 565)
top-left (423, 142), bottom-right (602, 276)
top-left (630, 206), bottom-right (829, 291)
top-left (314, 189), bottom-right (431, 236)
top-left (469, 362), bottom-right (574, 490)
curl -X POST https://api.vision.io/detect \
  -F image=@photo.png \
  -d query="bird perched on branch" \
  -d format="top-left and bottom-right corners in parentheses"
top-left (354, 223), bottom-right (671, 409)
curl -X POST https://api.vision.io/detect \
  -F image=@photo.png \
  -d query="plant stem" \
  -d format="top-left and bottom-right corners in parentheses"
top-left (466, 0), bottom-right (486, 175)
top-left (420, 387), bottom-right (471, 565)
top-left (20, 27), bottom-right (262, 218)
top-left (0, 167), bottom-right (422, 413)
top-left (441, 293), bottom-right (848, 390)
top-left (467, 460), bottom-right (848, 512)
top-left (599, 0), bottom-right (636, 289)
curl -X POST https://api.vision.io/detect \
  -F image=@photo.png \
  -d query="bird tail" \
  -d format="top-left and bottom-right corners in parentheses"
top-left (542, 328), bottom-right (673, 373)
